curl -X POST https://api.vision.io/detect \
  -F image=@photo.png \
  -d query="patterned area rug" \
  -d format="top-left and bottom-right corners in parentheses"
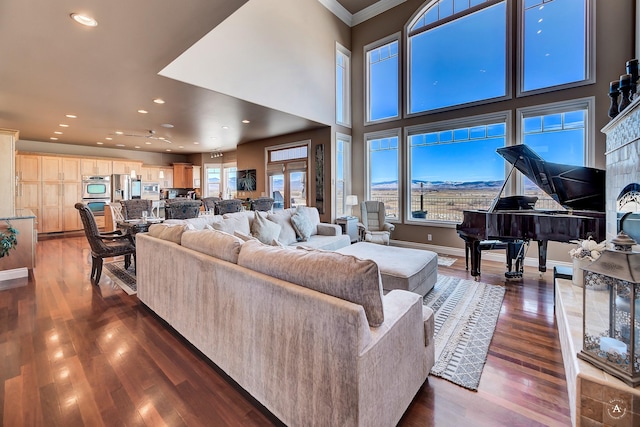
top-left (104, 260), bottom-right (137, 295)
top-left (424, 275), bottom-right (505, 391)
top-left (437, 255), bottom-right (457, 267)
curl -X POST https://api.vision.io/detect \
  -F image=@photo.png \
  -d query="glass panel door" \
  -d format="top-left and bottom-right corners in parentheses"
top-left (270, 173), bottom-right (285, 210)
top-left (290, 171), bottom-right (306, 208)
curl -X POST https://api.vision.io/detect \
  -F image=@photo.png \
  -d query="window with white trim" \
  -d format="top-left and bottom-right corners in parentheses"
top-left (336, 44), bottom-right (351, 126)
top-left (365, 129), bottom-right (401, 220)
top-left (365, 34), bottom-right (400, 124)
top-left (406, 113), bottom-right (509, 223)
top-left (334, 133), bottom-right (352, 218)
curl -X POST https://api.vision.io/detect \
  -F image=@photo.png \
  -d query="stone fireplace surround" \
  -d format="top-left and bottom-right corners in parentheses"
top-left (555, 97), bottom-right (640, 427)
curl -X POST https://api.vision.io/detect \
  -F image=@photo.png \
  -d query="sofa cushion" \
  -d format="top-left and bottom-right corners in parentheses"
top-left (238, 240), bottom-right (385, 326)
top-left (181, 229), bottom-right (244, 264)
top-left (234, 230), bottom-right (258, 242)
top-left (267, 211), bottom-right (298, 245)
top-left (251, 212), bottom-right (281, 245)
top-left (290, 206), bottom-right (315, 241)
top-left (183, 215), bottom-right (223, 230)
top-left (148, 223), bottom-right (192, 244)
top-left (212, 214), bottom-right (251, 235)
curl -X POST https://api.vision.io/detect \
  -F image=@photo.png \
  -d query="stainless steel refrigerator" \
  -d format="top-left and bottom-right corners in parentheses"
top-left (111, 174), bottom-right (131, 201)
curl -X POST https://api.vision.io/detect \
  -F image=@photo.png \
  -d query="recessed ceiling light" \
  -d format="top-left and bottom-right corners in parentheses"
top-left (59, 124), bottom-right (69, 127)
top-left (193, 141), bottom-right (200, 145)
top-left (134, 146), bottom-right (140, 149)
top-left (161, 123), bottom-right (174, 128)
top-left (96, 142), bottom-right (104, 145)
top-left (70, 13), bottom-right (98, 27)
top-left (115, 144), bottom-right (125, 147)
top-left (54, 131), bottom-right (63, 135)
top-left (242, 119), bottom-right (250, 124)
top-left (178, 146), bottom-right (184, 149)
top-left (137, 109), bottom-right (148, 114)
top-left (222, 126), bottom-right (229, 130)
top-left (115, 131), bottom-right (123, 135)
top-left (145, 141), bottom-right (152, 145)
top-left (50, 137), bottom-right (58, 140)
top-left (66, 114), bottom-right (77, 119)
top-left (105, 137), bottom-right (112, 140)
top-left (153, 98), bottom-right (165, 104)
top-left (158, 137), bottom-right (165, 140)
top-left (165, 149), bottom-right (172, 152)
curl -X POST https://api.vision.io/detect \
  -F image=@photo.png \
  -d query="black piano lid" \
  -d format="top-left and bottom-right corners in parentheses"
top-left (496, 145), bottom-right (606, 212)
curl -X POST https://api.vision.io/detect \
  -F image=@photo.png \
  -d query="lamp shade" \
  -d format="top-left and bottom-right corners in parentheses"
top-left (346, 195), bottom-right (358, 206)
top-left (130, 169), bottom-right (137, 179)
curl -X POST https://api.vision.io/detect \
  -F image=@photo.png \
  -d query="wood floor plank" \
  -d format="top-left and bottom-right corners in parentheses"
top-left (0, 236), bottom-right (573, 426)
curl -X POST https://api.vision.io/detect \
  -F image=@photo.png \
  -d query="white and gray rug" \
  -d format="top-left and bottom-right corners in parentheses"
top-left (437, 255), bottom-right (457, 267)
top-left (424, 275), bottom-right (505, 391)
top-left (104, 259), bottom-right (137, 295)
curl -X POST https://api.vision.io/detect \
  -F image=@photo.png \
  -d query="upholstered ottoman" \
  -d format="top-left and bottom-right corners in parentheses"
top-left (337, 242), bottom-right (438, 297)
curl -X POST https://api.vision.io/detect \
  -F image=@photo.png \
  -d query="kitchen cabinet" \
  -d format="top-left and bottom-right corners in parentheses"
top-left (173, 163), bottom-right (193, 188)
top-left (38, 156), bottom-right (82, 233)
top-left (42, 156), bottom-right (81, 182)
top-left (112, 160), bottom-right (142, 176)
top-left (15, 154), bottom-right (41, 232)
top-left (141, 166), bottom-right (161, 182)
top-left (159, 167), bottom-right (173, 188)
top-left (0, 130), bottom-right (18, 218)
top-left (81, 158), bottom-right (112, 176)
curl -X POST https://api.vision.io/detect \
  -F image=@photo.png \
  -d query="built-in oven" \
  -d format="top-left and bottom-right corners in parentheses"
top-left (82, 175), bottom-right (111, 199)
top-left (82, 175), bottom-right (111, 216)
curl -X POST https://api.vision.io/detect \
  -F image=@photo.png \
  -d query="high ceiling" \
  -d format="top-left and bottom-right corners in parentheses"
top-left (0, 0), bottom-right (381, 154)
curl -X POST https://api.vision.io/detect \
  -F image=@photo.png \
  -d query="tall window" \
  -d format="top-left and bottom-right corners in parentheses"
top-left (336, 44), bottom-right (351, 126)
top-left (366, 129), bottom-right (400, 220)
top-left (223, 165), bottom-right (237, 199)
top-left (517, 98), bottom-right (593, 208)
top-left (365, 34), bottom-right (400, 124)
top-left (407, 113), bottom-right (508, 222)
top-left (407, 0), bottom-right (508, 114)
top-left (334, 134), bottom-right (352, 218)
top-left (204, 165), bottom-right (221, 197)
top-left (521, 0), bottom-right (591, 93)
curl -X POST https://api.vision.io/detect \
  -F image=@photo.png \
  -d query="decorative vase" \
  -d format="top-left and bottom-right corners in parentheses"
top-left (572, 258), bottom-right (592, 287)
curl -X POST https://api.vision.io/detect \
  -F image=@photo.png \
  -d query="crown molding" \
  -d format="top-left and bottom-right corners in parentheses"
top-left (352, 0), bottom-right (407, 26)
top-left (318, 0), bottom-right (353, 26)
top-left (319, 0), bottom-right (407, 27)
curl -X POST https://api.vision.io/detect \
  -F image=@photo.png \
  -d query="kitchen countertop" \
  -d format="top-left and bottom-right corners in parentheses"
top-left (0, 209), bottom-right (36, 221)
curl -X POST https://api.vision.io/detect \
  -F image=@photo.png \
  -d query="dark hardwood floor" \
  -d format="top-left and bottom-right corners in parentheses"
top-left (1, 236), bottom-right (571, 426)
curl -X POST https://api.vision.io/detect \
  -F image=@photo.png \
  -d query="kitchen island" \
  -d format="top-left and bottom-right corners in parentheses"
top-left (0, 209), bottom-right (37, 281)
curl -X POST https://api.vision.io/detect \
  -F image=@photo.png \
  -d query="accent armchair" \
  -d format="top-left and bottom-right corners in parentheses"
top-left (75, 203), bottom-right (136, 285)
top-left (250, 197), bottom-right (275, 212)
top-left (216, 199), bottom-right (243, 215)
top-left (201, 197), bottom-right (221, 213)
top-left (165, 200), bottom-right (202, 219)
top-left (358, 201), bottom-right (395, 245)
top-left (120, 199), bottom-right (152, 220)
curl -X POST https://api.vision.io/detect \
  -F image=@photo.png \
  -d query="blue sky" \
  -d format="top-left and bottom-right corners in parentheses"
top-left (368, 0), bottom-right (587, 185)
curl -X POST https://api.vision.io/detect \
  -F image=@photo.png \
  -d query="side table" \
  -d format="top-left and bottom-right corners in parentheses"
top-left (336, 216), bottom-right (359, 243)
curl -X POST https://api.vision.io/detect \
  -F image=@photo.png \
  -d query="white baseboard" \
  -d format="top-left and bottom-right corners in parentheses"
top-left (390, 239), bottom-right (572, 272)
top-left (0, 267), bottom-right (28, 282)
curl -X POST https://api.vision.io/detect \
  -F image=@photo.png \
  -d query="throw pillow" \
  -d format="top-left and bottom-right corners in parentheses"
top-left (212, 214), bottom-right (251, 235)
top-left (250, 212), bottom-right (282, 245)
top-left (148, 223), bottom-right (191, 244)
top-left (234, 230), bottom-right (257, 242)
top-left (290, 206), bottom-right (314, 242)
top-left (267, 211), bottom-right (298, 245)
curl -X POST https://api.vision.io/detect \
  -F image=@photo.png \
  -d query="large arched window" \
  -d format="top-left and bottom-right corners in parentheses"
top-left (406, 0), bottom-right (509, 115)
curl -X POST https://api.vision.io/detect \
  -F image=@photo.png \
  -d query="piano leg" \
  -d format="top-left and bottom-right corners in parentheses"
top-left (537, 240), bottom-right (548, 275)
top-left (505, 241), bottom-right (526, 279)
top-left (463, 238), bottom-right (482, 279)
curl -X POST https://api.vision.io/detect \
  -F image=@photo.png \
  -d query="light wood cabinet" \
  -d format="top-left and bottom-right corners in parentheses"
top-left (141, 166), bottom-right (161, 182)
top-left (40, 157), bottom-right (82, 233)
top-left (16, 154), bottom-right (41, 182)
top-left (159, 167), bottom-right (173, 188)
top-left (62, 182), bottom-right (82, 231)
top-left (81, 158), bottom-right (112, 176)
top-left (112, 160), bottom-right (142, 176)
top-left (41, 182), bottom-right (63, 233)
top-left (0, 130), bottom-right (18, 218)
top-left (173, 163), bottom-right (193, 188)
top-left (41, 156), bottom-right (81, 182)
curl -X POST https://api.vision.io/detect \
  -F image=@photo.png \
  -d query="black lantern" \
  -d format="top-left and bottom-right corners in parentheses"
top-left (579, 231), bottom-right (640, 387)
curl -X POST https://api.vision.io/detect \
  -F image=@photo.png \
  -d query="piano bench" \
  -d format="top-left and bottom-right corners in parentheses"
top-left (465, 240), bottom-right (509, 270)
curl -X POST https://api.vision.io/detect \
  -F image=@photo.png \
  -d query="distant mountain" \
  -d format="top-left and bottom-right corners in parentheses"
top-left (372, 180), bottom-right (504, 190)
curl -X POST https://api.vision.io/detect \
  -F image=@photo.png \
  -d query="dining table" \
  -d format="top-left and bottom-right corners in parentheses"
top-left (117, 218), bottom-right (163, 246)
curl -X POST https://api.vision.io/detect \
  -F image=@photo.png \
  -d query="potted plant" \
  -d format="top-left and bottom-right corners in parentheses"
top-left (569, 237), bottom-right (607, 287)
top-left (0, 221), bottom-right (18, 258)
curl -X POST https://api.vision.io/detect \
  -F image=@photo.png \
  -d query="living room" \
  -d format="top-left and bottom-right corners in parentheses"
top-left (1, 0), bottom-right (638, 425)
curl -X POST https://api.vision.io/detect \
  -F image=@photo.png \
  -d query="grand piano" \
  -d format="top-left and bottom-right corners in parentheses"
top-left (456, 144), bottom-right (606, 279)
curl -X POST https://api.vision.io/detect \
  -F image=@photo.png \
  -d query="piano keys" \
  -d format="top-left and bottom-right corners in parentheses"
top-left (456, 145), bottom-right (606, 279)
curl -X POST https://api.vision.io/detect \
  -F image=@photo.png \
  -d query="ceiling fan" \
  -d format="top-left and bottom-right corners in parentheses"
top-left (115, 129), bottom-right (173, 144)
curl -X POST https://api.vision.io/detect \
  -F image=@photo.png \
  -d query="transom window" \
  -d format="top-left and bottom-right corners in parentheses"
top-left (407, 0), bottom-right (508, 114)
top-left (336, 43), bottom-right (351, 126)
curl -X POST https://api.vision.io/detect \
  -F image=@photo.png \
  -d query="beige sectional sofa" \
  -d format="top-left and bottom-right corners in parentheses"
top-left (165, 206), bottom-right (351, 250)
top-left (136, 223), bottom-right (435, 426)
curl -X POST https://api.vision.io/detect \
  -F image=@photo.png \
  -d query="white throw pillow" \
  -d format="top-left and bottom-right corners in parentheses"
top-left (290, 206), bottom-right (314, 242)
top-left (212, 214), bottom-right (251, 235)
top-left (250, 212), bottom-right (282, 245)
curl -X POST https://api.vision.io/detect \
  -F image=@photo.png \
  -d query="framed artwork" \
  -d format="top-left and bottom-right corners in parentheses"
top-left (315, 144), bottom-right (324, 214)
top-left (236, 169), bottom-right (257, 192)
